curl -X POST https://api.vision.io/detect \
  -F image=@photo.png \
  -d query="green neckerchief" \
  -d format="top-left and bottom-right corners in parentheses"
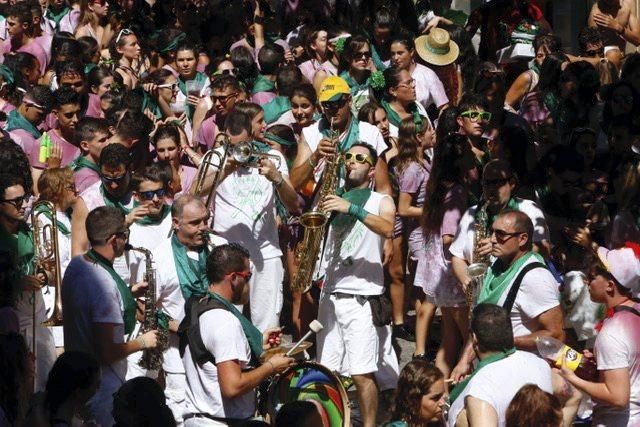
top-left (478, 251), bottom-right (544, 305)
top-left (84, 63), bottom-right (97, 75)
top-left (251, 139), bottom-right (273, 154)
top-left (140, 90), bottom-right (162, 120)
top-left (133, 202), bottom-right (171, 226)
top-left (383, 421), bottom-right (408, 427)
top-left (252, 74), bottom-right (276, 94)
top-left (207, 291), bottom-right (264, 363)
top-left (159, 32), bottom-right (186, 54)
top-left (380, 99), bottom-right (423, 131)
top-left (46, 5), bottom-right (70, 26)
top-left (442, 8), bottom-right (469, 26)
top-left (100, 185), bottom-right (132, 215)
top-left (33, 204), bottom-right (70, 235)
top-left (530, 61), bottom-right (541, 76)
top-left (171, 234), bottom-right (209, 299)
top-left (449, 347), bottom-right (517, 404)
top-left (0, 64), bottom-right (14, 85)
top-left (263, 96), bottom-right (291, 124)
top-left (339, 71), bottom-right (371, 95)
top-left (370, 44), bottom-right (387, 72)
top-left (319, 115), bottom-right (359, 153)
top-left (69, 155), bottom-right (100, 174)
top-left (475, 198), bottom-right (520, 233)
top-left (5, 109), bottom-right (41, 139)
top-left (177, 72), bottom-right (208, 120)
top-left (332, 187), bottom-right (372, 229)
top-left (0, 221), bottom-right (35, 276)
top-left (85, 249), bottom-right (136, 334)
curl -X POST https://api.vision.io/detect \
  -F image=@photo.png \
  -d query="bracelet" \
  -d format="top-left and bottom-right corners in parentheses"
top-left (348, 203), bottom-right (368, 222)
top-left (266, 359), bottom-right (275, 374)
top-left (274, 174), bottom-right (285, 188)
top-left (308, 156), bottom-right (318, 169)
top-left (139, 336), bottom-right (147, 350)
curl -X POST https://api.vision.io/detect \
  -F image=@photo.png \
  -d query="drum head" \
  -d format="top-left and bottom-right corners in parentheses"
top-left (267, 361), bottom-right (350, 427)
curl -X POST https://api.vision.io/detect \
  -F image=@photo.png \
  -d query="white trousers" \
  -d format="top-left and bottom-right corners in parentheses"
top-left (248, 257), bottom-right (283, 333)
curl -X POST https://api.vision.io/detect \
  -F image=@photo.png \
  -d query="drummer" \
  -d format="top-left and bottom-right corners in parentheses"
top-left (180, 243), bottom-right (295, 425)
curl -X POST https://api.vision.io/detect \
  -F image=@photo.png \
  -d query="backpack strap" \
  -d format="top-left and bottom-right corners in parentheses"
top-left (178, 296), bottom-right (228, 365)
top-left (613, 299), bottom-right (640, 317)
top-left (502, 262), bottom-right (547, 313)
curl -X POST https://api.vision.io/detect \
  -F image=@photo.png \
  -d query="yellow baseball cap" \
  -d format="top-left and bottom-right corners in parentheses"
top-left (318, 76), bottom-right (350, 103)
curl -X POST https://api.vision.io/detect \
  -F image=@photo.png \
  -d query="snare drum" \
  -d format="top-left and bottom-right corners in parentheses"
top-left (266, 361), bottom-right (350, 427)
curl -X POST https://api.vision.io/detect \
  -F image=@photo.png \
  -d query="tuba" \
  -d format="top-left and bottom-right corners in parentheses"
top-left (192, 134), bottom-right (230, 210)
top-left (31, 200), bottom-right (63, 326)
top-left (465, 201), bottom-right (490, 315)
top-left (290, 119), bottom-right (342, 293)
top-left (126, 244), bottom-right (169, 370)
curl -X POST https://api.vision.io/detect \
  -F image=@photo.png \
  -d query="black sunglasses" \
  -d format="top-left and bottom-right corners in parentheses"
top-left (101, 173), bottom-right (128, 184)
top-left (489, 227), bottom-right (524, 242)
top-left (321, 97), bottom-right (347, 111)
top-left (0, 195), bottom-right (26, 209)
top-left (138, 188), bottom-right (166, 201)
top-left (482, 176), bottom-right (511, 188)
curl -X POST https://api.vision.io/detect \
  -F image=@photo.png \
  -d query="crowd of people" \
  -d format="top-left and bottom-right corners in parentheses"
top-left (1, 0), bottom-right (640, 426)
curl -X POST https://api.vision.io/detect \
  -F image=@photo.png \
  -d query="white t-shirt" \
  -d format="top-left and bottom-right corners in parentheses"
top-left (322, 192), bottom-right (390, 295)
top-left (127, 213), bottom-right (173, 287)
top-left (448, 350), bottom-right (553, 427)
top-left (213, 147), bottom-right (288, 260)
top-left (592, 303), bottom-right (640, 426)
top-left (493, 257), bottom-right (560, 338)
top-left (412, 63), bottom-right (448, 111)
top-left (183, 309), bottom-right (255, 419)
top-left (61, 255), bottom-right (127, 389)
top-left (449, 198), bottom-right (550, 263)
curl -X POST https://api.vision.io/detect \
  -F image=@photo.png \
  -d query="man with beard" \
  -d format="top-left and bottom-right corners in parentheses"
top-left (316, 142), bottom-right (399, 427)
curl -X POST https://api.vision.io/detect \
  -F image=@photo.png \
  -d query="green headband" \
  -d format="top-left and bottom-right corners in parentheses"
top-left (160, 33), bottom-right (187, 54)
top-left (0, 64), bottom-right (14, 85)
top-left (264, 132), bottom-right (296, 147)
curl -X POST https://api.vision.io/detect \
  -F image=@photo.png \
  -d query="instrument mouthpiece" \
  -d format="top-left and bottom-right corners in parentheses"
top-left (309, 320), bottom-right (324, 333)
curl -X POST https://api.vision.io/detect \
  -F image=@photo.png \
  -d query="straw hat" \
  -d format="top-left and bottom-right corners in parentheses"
top-left (415, 28), bottom-right (459, 66)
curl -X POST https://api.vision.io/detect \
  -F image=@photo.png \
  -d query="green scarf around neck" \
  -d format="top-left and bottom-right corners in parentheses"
top-left (171, 234), bottom-right (209, 299)
top-left (449, 347), bottom-right (516, 404)
top-left (475, 198), bottom-right (520, 234)
top-left (177, 72), bottom-right (209, 120)
top-left (133, 203), bottom-right (171, 226)
top-left (207, 291), bottom-right (264, 363)
top-left (478, 251), bottom-right (544, 305)
top-left (100, 185), bottom-right (132, 215)
top-left (85, 249), bottom-right (136, 334)
top-left (0, 221), bottom-right (35, 276)
top-left (69, 155), bottom-right (100, 174)
top-left (319, 115), bottom-right (360, 153)
top-left (370, 44), bottom-right (388, 72)
top-left (5, 109), bottom-right (41, 139)
top-left (46, 5), bottom-right (70, 26)
top-left (263, 96), bottom-right (291, 124)
top-left (380, 99), bottom-right (422, 131)
top-left (252, 74), bottom-right (276, 94)
top-left (33, 204), bottom-right (70, 235)
top-left (339, 71), bottom-right (371, 95)
top-left (332, 187), bottom-right (372, 229)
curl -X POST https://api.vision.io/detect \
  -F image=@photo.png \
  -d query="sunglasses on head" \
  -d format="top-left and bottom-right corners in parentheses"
top-left (345, 152), bottom-right (373, 166)
top-left (116, 28), bottom-right (133, 44)
top-left (138, 188), bottom-right (166, 201)
top-left (460, 110), bottom-right (492, 122)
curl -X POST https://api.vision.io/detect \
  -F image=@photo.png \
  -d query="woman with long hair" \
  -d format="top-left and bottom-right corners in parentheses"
top-left (142, 68), bottom-right (180, 120)
top-left (389, 116), bottom-right (435, 343)
top-left (358, 101), bottom-right (395, 161)
top-left (110, 28), bottom-right (144, 89)
top-left (378, 65), bottom-right (428, 134)
top-left (417, 133), bottom-right (473, 372)
top-left (289, 83), bottom-right (318, 140)
top-left (152, 123), bottom-right (198, 200)
top-left (87, 66), bottom-right (114, 97)
top-left (298, 27), bottom-right (329, 84)
top-left (174, 41), bottom-right (210, 121)
top-left (74, 0), bottom-right (110, 48)
top-left (339, 35), bottom-right (375, 114)
top-left (387, 360), bottom-right (446, 426)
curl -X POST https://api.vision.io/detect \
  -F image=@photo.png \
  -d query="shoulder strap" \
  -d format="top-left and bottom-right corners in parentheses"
top-left (178, 296), bottom-right (229, 365)
top-left (502, 262), bottom-right (547, 313)
top-left (614, 299), bottom-right (640, 318)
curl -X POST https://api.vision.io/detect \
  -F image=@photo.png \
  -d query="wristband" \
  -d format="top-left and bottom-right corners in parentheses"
top-left (267, 359), bottom-right (275, 374)
top-left (348, 203), bottom-right (368, 222)
top-left (139, 336), bottom-right (147, 350)
top-left (308, 156), bottom-right (318, 169)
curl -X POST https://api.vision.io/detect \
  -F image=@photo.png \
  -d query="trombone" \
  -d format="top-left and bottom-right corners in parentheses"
top-left (30, 200), bottom-right (63, 327)
top-left (192, 135), bottom-right (230, 210)
top-left (230, 141), bottom-right (282, 169)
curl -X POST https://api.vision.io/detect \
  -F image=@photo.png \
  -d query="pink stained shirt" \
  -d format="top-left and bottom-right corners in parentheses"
top-left (28, 129), bottom-right (80, 170)
top-left (195, 114), bottom-right (220, 150)
top-left (9, 128), bottom-right (39, 166)
top-left (73, 163), bottom-right (100, 194)
top-left (3, 39), bottom-right (48, 75)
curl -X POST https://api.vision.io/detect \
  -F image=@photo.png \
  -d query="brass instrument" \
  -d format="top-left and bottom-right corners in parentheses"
top-left (31, 200), bottom-right (63, 327)
top-left (192, 135), bottom-right (230, 210)
top-left (126, 244), bottom-right (169, 370)
top-left (230, 141), bottom-right (282, 169)
top-left (465, 201), bottom-right (490, 315)
top-left (290, 119), bottom-right (342, 293)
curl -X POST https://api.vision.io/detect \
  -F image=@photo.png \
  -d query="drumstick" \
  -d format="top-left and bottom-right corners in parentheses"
top-left (286, 320), bottom-right (324, 357)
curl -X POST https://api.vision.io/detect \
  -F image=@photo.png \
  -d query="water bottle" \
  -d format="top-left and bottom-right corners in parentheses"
top-left (536, 336), bottom-right (598, 381)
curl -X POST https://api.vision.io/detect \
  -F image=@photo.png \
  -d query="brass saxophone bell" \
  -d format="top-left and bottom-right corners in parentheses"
top-left (299, 211), bottom-right (328, 228)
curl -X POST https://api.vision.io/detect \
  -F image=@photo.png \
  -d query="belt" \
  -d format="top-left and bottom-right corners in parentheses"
top-left (182, 413), bottom-right (247, 425)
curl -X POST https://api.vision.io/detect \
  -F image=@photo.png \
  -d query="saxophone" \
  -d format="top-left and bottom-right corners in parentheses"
top-left (126, 245), bottom-right (169, 370)
top-left (465, 201), bottom-right (490, 314)
top-left (290, 119), bottom-right (342, 293)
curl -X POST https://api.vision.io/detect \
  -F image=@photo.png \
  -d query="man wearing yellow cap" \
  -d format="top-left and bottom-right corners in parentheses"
top-left (289, 76), bottom-right (391, 200)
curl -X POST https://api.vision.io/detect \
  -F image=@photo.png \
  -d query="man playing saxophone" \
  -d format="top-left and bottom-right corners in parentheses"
top-left (316, 143), bottom-right (399, 427)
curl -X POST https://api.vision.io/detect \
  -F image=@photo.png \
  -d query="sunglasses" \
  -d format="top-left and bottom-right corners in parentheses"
top-left (321, 97), bottom-right (347, 111)
top-left (112, 229), bottom-right (130, 240)
top-left (211, 92), bottom-right (237, 104)
top-left (115, 28), bottom-right (133, 44)
top-left (138, 188), bottom-right (166, 201)
top-left (489, 227), bottom-right (523, 242)
top-left (231, 270), bottom-right (252, 281)
top-left (584, 47), bottom-right (604, 57)
top-left (157, 82), bottom-right (178, 91)
top-left (460, 110), bottom-right (492, 122)
top-left (101, 173), bottom-right (128, 184)
top-left (482, 176), bottom-right (511, 188)
top-left (61, 81), bottom-right (85, 89)
top-left (345, 152), bottom-right (373, 166)
top-left (354, 51), bottom-right (371, 60)
top-left (0, 195), bottom-right (26, 210)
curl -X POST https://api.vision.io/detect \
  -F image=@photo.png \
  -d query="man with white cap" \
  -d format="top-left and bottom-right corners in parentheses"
top-left (557, 242), bottom-right (640, 426)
